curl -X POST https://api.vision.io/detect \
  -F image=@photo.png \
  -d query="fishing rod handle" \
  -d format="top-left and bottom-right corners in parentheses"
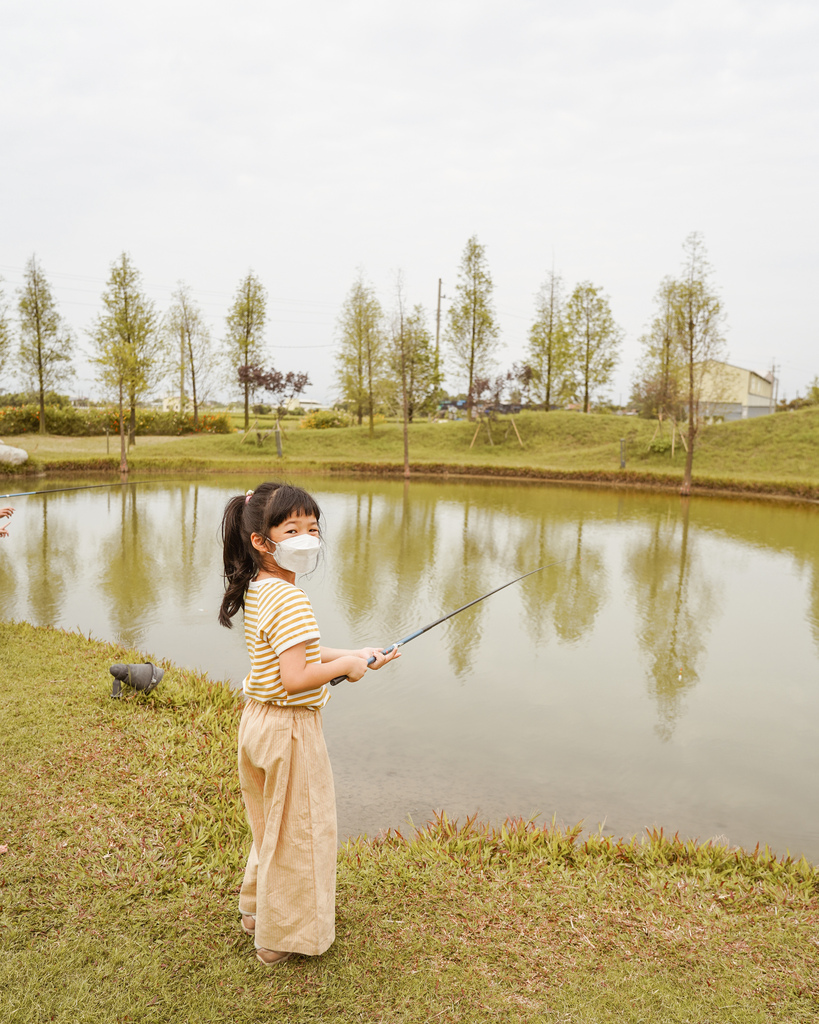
top-left (329, 646), bottom-right (395, 686)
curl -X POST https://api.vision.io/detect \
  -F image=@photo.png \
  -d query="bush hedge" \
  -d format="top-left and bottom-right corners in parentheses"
top-left (299, 409), bottom-right (350, 429)
top-left (0, 405), bottom-right (232, 436)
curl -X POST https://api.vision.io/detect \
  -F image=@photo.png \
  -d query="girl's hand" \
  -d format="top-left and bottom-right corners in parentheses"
top-left (358, 646), bottom-right (402, 671)
top-left (344, 655), bottom-right (370, 683)
top-left (0, 526), bottom-right (8, 539)
top-left (0, 507), bottom-right (13, 519)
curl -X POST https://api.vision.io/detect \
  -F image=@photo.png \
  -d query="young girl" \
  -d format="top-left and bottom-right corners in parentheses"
top-left (219, 482), bottom-right (398, 965)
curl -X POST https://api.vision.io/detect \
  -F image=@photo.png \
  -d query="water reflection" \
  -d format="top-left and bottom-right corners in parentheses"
top-left (23, 497), bottom-right (79, 625)
top-left (1, 475), bottom-right (818, 862)
top-left (520, 515), bottom-right (607, 647)
top-left (625, 500), bottom-right (718, 740)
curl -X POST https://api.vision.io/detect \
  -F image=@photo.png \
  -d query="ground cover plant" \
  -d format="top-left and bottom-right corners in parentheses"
top-left (1, 621), bottom-right (818, 1023)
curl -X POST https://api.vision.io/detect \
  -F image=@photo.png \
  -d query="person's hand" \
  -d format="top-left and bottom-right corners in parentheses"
top-left (359, 646), bottom-right (402, 671)
top-left (343, 655), bottom-right (370, 683)
top-left (0, 506), bottom-right (13, 519)
top-left (0, 526), bottom-right (9, 539)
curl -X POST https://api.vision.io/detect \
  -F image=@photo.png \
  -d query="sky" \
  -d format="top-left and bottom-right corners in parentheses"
top-left (1, 0), bottom-right (817, 407)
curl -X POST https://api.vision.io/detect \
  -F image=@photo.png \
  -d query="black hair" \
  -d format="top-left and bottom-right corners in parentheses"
top-left (218, 482), bottom-right (322, 628)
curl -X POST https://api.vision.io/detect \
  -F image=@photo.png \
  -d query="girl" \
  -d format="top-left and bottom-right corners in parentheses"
top-left (219, 482), bottom-right (398, 965)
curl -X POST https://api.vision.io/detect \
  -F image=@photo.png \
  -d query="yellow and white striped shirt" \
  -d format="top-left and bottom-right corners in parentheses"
top-left (242, 577), bottom-right (329, 709)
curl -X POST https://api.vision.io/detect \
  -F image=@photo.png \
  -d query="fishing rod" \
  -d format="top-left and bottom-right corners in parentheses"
top-left (0, 479), bottom-right (181, 500)
top-left (330, 557), bottom-right (571, 685)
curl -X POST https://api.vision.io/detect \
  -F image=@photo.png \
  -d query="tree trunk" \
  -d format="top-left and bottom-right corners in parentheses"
top-left (244, 382), bottom-right (250, 431)
top-left (191, 373), bottom-right (199, 429)
top-left (129, 390), bottom-right (137, 446)
top-left (681, 347), bottom-right (696, 495)
top-left (119, 384), bottom-right (128, 474)
top-left (38, 388), bottom-right (46, 435)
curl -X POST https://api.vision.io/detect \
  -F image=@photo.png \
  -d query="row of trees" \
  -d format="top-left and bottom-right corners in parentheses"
top-left (0, 256), bottom-right (307, 470)
top-left (334, 235), bottom-right (624, 432)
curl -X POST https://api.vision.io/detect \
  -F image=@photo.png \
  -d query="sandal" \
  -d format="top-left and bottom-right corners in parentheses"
top-left (240, 914), bottom-right (256, 936)
top-left (256, 949), bottom-right (292, 965)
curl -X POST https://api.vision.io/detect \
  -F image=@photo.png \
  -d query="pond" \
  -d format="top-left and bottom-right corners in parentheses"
top-left (2, 474), bottom-right (818, 862)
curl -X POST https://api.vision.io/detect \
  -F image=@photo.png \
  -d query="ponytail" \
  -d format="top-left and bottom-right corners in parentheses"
top-left (218, 482), bottom-right (322, 628)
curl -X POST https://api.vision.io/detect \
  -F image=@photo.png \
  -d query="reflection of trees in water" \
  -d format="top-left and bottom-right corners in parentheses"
top-left (331, 484), bottom-right (609, 678)
top-left (99, 488), bottom-right (160, 647)
top-left (147, 485), bottom-right (210, 612)
top-left (332, 486), bottom-right (440, 642)
top-left (437, 500), bottom-right (497, 677)
top-left (0, 548), bottom-right (17, 617)
top-left (520, 515), bottom-right (607, 647)
top-left (809, 564), bottom-right (819, 656)
top-left (625, 501), bottom-right (718, 741)
top-left (24, 497), bottom-right (78, 624)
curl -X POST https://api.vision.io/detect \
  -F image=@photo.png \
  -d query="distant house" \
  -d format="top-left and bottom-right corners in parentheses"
top-left (697, 360), bottom-right (774, 421)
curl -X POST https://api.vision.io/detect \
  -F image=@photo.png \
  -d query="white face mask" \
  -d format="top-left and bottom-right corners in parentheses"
top-left (269, 534), bottom-right (321, 574)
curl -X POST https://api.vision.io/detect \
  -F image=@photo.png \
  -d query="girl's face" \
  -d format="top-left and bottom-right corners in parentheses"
top-left (251, 511), bottom-right (320, 571)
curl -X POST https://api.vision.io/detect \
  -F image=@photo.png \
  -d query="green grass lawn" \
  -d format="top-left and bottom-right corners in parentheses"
top-left (4, 407), bottom-right (819, 499)
top-left (1, 622), bottom-right (818, 1023)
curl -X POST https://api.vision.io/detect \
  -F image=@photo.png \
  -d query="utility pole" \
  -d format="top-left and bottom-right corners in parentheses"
top-left (435, 278), bottom-right (443, 365)
top-left (769, 360), bottom-right (778, 414)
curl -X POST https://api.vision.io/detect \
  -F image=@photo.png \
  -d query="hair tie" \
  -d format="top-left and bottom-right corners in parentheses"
top-left (245, 490), bottom-right (254, 504)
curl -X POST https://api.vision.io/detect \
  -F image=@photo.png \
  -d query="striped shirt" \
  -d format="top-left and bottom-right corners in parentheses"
top-left (242, 577), bottom-right (329, 709)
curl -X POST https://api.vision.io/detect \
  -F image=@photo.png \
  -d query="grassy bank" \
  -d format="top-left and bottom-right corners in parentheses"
top-left (1, 621), bottom-right (818, 1023)
top-left (3, 408), bottom-right (819, 500)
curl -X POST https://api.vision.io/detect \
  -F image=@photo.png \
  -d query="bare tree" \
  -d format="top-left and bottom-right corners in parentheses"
top-left (674, 233), bottom-right (726, 495)
top-left (0, 277), bottom-right (12, 392)
top-left (631, 277), bottom-right (685, 422)
top-left (17, 256), bottom-right (74, 433)
top-left (166, 283), bottom-right (214, 428)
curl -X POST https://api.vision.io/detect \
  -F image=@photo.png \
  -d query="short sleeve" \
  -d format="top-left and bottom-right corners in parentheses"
top-left (257, 584), bottom-right (321, 656)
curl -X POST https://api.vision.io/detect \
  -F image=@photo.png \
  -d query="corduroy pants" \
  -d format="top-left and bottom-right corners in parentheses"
top-left (237, 698), bottom-right (336, 956)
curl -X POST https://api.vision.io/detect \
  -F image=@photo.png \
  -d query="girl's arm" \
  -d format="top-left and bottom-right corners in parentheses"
top-left (280, 642), bottom-right (367, 694)
top-left (320, 645), bottom-right (398, 664)
top-left (280, 643), bottom-right (400, 694)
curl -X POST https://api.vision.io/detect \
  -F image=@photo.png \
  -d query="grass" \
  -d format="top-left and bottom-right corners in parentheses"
top-left (2, 620), bottom-right (818, 1023)
top-left (3, 407), bottom-right (819, 501)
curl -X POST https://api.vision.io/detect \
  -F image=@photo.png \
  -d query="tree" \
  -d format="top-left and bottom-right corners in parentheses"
top-left (237, 364), bottom-right (310, 423)
top-left (527, 270), bottom-right (571, 410)
top-left (0, 277), bottom-right (12, 392)
top-left (90, 254), bottom-right (159, 469)
top-left (564, 282), bottom-right (622, 413)
top-left (673, 233), bottom-right (726, 495)
top-left (445, 236), bottom-right (500, 418)
top-left (630, 277), bottom-right (686, 421)
top-left (386, 301), bottom-right (441, 424)
top-left (165, 283), bottom-right (214, 428)
top-left (335, 272), bottom-right (385, 434)
top-left (17, 256), bottom-right (74, 434)
top-left (224, 271), bottom-right (267, 430)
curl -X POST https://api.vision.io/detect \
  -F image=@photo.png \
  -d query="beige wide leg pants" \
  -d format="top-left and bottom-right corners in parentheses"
top-left (237, 699), bottom-right (337, 956)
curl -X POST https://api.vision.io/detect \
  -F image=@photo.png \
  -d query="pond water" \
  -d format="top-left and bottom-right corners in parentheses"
top-left (1, 474), bottom-right (818, 861)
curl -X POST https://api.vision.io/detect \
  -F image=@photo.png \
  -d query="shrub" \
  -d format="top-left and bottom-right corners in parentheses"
top-left (0, 391), bottom-right (73, 408)
top-left (0, 405), bottom-right (232, 436)
top-left (299, 409), bottom-right (349, 430)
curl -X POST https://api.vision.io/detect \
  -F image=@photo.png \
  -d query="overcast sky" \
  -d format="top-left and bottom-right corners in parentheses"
top-left (2, 0), bottom-right (817, 406)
